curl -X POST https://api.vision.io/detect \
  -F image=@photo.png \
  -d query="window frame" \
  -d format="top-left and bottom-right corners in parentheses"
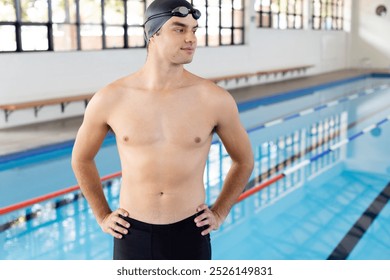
top-left (0, 0), bottom-right (245, 53)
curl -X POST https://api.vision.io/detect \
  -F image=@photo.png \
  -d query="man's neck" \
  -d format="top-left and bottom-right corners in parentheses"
top-left (139, 58), bottom-right (187, 91)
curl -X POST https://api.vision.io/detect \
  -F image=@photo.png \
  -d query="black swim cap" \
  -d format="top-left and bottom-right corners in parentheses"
top-left (144, 0), bottom-right (201, 43)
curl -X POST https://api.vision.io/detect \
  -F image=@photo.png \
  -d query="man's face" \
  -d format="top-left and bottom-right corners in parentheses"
top-left (151, 15), bottom-right (198, 65)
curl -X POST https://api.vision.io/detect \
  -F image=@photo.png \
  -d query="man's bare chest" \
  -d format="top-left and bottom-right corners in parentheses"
top-left (108, 96), bottom-right (215, 148)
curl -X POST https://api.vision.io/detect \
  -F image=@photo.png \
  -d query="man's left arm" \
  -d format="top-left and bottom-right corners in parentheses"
top-left (195, 88), bottom-right (254, 235)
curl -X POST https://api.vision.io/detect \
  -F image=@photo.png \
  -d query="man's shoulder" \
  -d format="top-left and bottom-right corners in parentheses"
top-left (187, 72), bottom-right (230, 97)
top-left (92, 75), bottom-right (135, 101)
top-left (189, 74), bottom-right (237, 111)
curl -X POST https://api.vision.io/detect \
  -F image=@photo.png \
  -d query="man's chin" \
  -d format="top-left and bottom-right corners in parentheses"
top-left (182, 57), bottom-right (194, 64)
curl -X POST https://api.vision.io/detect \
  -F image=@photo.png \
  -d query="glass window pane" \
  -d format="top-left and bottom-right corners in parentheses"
top-left (261, 13), bottom-right (270, 27)
top-left (332, 17), bottom-right (336, 29)
top-left (287, 0), bottom-right (295, 13)
top-left (195, 6), bottom-right (207, 27)
top-left (233, 0), bottom-right (243, 10)
top-left (332, 2), bottom-right (337, 15)
top-left (279, 0), bottom-right (287, 13)
top-left (80, 24), bottom-right (102, 50)
top-left (295, 15), bottom-right (302, 28)
top-left (105, 0), bottom-right (125, 25)
top-left (261, 0), bottom-right (271, 12)
top-left (127, 26), bottom-right (145, 47)
top-left (221, 0), bottom-right (232, 9)
top-left (195, 27), bottom-right (206, 46)
top-left (52, 0), bottom-right (77, 23)
top-left (254, 0), bottom-right (261, 12)
top-left (321, 2), bottom-right (327, 17)
top-left (193, 0), bottom-right (206, 6)
top-left (80, 0), bottom-right (102, 24)
top-left (21, 25), bottom-right (48, 50)
top-left (287, 15), bottom-right (294, 28)
top-left (271, 14), bottom-right (278, 28)
top-left (221, 28), bottom-right (231, 45)
top-left (313, 0), bottom-right (320, 16)
top-left (325, 16), bottom-right (332, 29)
top-left (313, 17), bottom-right (320, 29)
top-left (208, 7), bottom-right (220, 28)
top-left (208, 0), bottom-right (219, 7)
top-left (208, 28), bottom-right (219, 46)
top-left (21, 0), bottom-right (49, 22)
top-left (271, 0), bottom-right (279, 13)
top-left (279, 14), bottom-right (287, 29)
top-left (0, 25), bottom-right (16, 51)
top-left (53, 24), bottom-right (78, 51)
top-left (233, 28), bottom-right (243, 44)
top-left (221, 8), bottom-right (232, 27)
top-left (0, 0), bottom-right (16, 21)
top-left (296, 0), bottom-right (302, 13)
top-left (338, 3), bottom-right (343, 17)
top-left (327, 2), bottom-right (332, 15)
top-left (127, 0), bottom-right (144, 25)
top-left (337, 18), bottom-right (342, 29)
top-left (233, 10), bottom-right (243, 28)
top-left (106, 26), bottom-right (124, 48)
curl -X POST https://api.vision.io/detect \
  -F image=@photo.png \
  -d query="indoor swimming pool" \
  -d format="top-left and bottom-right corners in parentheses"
top-left (0, 73), bottom-right (390, 260)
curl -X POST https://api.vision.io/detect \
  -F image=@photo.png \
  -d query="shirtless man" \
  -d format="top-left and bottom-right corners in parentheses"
top-left (71, 0), bottom-right (254, 260)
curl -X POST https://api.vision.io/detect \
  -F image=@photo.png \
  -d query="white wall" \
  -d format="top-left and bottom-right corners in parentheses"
top-left (350, 0), bottom-right (390, 68)
top-left (0, 0), bottom-right (353, 129)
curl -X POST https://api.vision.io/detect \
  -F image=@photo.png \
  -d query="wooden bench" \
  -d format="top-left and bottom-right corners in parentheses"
top-left (0, 94), bottom-right (93, 122)
top-left (210, 65), bottom-right (314, 84)
top-left (210, 72), bottom-right (253, 84)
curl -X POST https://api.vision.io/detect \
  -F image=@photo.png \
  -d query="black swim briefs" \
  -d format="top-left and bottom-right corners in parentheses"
top-left (113, 211), bottom-right (211, 260)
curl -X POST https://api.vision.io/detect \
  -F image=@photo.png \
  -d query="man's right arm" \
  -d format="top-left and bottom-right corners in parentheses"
top-left (71, 89), bottom-right (129, 239)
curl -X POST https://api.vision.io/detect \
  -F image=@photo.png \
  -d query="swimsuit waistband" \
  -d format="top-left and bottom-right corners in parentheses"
top-left (120, 211), bottom-right (204, 232)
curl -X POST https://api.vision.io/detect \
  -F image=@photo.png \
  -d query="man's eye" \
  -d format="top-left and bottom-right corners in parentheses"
top-left (175, 29), bottom-right (184, 33)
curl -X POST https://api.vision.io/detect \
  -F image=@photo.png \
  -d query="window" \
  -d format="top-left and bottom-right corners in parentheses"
top-left (0, 0), bottom-right (244, 53)
top-left (193, 0), bottom-right (244, 46)
top-left (254, 0), bottom-right (304, 29)
top-left (126, 0), bottom-right (145, 47)
top-left (312, 0), bottom-right (344, 30)
top-left (19, 0), bottom-right (50, 51)
top-left (52, 0), bottom-right (78, 51)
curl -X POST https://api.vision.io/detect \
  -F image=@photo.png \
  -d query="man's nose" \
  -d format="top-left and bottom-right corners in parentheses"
top-left (185, 31), bottom-right (197, 43)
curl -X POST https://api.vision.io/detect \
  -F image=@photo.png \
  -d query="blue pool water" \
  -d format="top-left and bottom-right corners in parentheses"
top-left (1, 74), bottom-right (390, 260)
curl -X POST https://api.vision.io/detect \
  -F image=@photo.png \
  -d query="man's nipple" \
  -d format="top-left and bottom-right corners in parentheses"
top-left (194, 137), bottom-right (201, 143)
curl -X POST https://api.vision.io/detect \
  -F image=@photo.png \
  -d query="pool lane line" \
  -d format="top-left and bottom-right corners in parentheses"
top-left (237, 114), bottom-right (390, 202)
top-left (245, 83), bottom-right (389, 135)
top-left (0, 171), bottom-right (122, 215)
top-left (236, 73), bottom-right (387, 112)
top-left (240, 99), bottom-right (390, 190)
top-left (327, 181), bottom-right (390, 260)
top-left (211, 82), bottom-right (390, 144)
top-left (0, 178), bottom-right (119, 233)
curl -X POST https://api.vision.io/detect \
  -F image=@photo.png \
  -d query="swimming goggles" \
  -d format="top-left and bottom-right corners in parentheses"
top-left (144, 6), bottom-right (201, 25)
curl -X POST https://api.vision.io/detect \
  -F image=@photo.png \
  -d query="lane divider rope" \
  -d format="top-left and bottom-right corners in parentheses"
top-left (236, 114), bottom-right (390, 203)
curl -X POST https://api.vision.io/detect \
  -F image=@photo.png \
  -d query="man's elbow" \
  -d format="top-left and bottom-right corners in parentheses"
top-left (234, 155), bottom-right (254, 173)
top-left (71, 153), bottom-right (92, 171)
top-left (244, 157), bottom-right (255, 173)
top-left (71, 156), bottom-right (81, 172)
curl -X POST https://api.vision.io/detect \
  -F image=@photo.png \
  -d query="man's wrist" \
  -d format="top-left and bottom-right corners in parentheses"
top-left (97, 211), bottom-right (112, 226)
top-left (210, 208), bottom-right (225, 229)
